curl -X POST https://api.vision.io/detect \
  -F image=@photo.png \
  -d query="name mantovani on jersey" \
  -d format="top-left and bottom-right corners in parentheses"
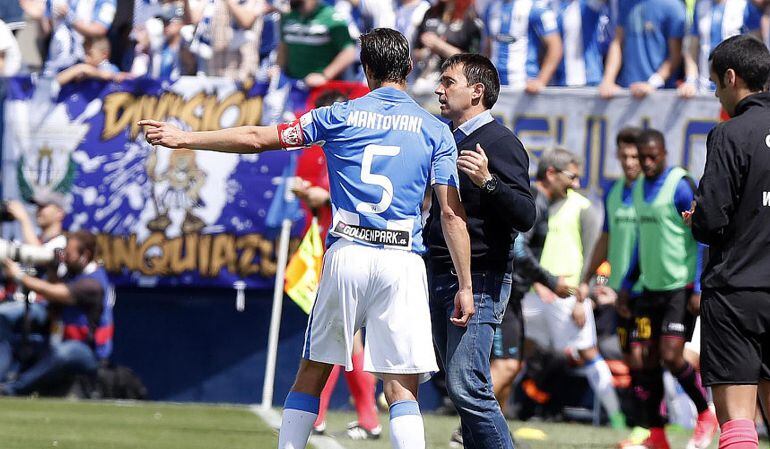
top-left (283, 86), bottom-right (459, 254)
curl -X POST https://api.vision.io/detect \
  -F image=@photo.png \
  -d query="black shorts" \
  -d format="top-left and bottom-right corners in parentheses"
top-left (701, 288), bottom-right (770, 386)
top-left (617, 313), bottom-right (634, 355)
top-left (632, 288), bottom-right (695, 345)
top-left (492, 295), bottom-right (524, 361)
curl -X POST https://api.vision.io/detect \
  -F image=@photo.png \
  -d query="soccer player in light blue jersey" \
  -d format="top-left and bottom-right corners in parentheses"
top-left (599, 0), bottom-right (686, 98)
top-left (679, 0), bottom-right (761, 97)
top-left (140, 28), bottom-right (474, 449)
top-left (482, 0), bottom-right (564, 92)
top-left (551, 0), bottom-right (609, 87)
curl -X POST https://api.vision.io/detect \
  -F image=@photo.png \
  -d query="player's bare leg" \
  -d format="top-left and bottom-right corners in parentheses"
top-left (713, 384), bottom-right (759, 449)
top-left (383, 373), bottom-right (425, 449)
top-left (491, 358), bottom-right (521, 414)
top-left (278, 359), bottom-right (334, 449)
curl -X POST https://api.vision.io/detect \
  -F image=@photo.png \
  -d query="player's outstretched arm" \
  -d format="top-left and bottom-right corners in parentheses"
top-left (434, 184), bottom-right (474, 327)
top-left (138, 120), bottom-right (281, 154)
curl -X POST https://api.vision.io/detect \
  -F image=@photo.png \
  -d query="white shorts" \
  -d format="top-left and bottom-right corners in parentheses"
top-left (522, 292), bottom-right (597, 352)
top-left (302, 240), bottom-right (438, 383)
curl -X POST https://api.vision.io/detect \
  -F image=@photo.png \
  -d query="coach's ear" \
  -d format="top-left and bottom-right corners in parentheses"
top-left (471, 82), bottom-right (485, 105)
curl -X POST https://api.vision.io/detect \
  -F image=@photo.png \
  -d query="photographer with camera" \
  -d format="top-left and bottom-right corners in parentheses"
top-left (0, 230), bottom-right (113, 396)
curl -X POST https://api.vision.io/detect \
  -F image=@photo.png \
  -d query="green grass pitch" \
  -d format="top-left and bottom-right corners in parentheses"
top-left (0, 398), bottom-right (716, 449)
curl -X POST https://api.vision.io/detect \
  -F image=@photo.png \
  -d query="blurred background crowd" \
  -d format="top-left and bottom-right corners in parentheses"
top-left (0, 0), bottom-right (768, 94)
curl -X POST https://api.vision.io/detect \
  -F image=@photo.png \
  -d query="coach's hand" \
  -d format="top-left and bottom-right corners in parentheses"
top-left (458, 144), bottom-right (491, 188)
top-left (450, 287), bottom-right (474, 327)
top-left (138, 120), bottom-right (188, 149)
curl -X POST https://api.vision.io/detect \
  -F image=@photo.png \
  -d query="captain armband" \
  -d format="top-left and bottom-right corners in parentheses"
top-left (277, 112), bottom-right (323, 151)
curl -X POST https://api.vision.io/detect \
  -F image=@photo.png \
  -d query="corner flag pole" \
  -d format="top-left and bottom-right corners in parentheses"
top-left (261, 216), bottom-right (293, 410)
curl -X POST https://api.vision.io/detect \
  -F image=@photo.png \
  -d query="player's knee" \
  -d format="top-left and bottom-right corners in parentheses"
top-left (492, 359), bottom-right (521, 382)
top-left (382, 375), bottom-right (418, 405)
top-left (291, 359), bottom-right (333, 396)
top-left (660, 348), bottom-right (684, 370)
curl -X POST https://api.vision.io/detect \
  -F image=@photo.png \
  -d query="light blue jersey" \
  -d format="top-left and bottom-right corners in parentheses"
top-left (484, 0), bottom-right (560, 87)
top-left (617, 0), bottom-right (686, 87)
top-left (552, 0), bottom-right (608, 86)
top-left (298, 87), bottom-right (459, 254)
top-left (691, 0), bottom-right (761, 92)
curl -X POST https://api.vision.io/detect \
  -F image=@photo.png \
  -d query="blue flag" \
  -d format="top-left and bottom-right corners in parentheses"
top-left (265, 152), bottom-right (302, 234)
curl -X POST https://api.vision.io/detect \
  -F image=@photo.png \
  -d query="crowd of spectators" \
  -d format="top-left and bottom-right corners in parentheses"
top-left (0, 0), bottom-right (767, 95)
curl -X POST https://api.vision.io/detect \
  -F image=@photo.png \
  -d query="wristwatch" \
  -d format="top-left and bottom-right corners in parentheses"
top-left (481, 175), bottom-right (498, 193)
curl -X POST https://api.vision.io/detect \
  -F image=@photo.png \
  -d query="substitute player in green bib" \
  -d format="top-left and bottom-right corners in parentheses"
top-left (581, 127), bottom-right (647, 444)
top-left (279, 0), bottom-right (357, 87)
top-left (618, 129), bottom-right (717, 449)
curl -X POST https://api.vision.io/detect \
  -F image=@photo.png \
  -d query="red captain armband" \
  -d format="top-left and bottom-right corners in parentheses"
top-left (277, 118), bottom-right (306, 149)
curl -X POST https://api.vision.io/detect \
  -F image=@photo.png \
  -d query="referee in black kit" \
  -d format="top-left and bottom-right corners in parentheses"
top-left (689, 34), bottom-right (770, 449)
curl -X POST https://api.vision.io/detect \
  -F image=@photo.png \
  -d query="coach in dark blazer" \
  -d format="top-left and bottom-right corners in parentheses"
top-left (425, 53), bottom-right (535, 449)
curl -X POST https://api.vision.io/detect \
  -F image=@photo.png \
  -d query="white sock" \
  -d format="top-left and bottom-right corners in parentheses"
top-left (278, 392), bottom-right (319, 449)
top-left (584, 356), bottom-right (621, 416)
top-left (389, 400), bottom-right (425, 449)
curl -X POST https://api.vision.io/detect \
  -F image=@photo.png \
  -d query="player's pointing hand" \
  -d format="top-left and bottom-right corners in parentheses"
top-left (138, 120), bottom-right (188, 149)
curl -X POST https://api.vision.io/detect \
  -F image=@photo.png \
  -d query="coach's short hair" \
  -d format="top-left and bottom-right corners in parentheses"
top-left (636, 129), bottom-right (666, 150)
top-left (536, 147), bottom-right (581, 181)
top-left (360, 28), bottom-right (411, 84)
top-left (709, 34), bottom-right (770, 92)
top-left (616, 127), bottom-right (643, 148)
top-left (441, 53), bottom-right (501, 109)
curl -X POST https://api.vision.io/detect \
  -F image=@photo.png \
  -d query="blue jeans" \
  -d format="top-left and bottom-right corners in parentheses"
top-left (429, 271), bottom-right (514, 449)
top-left (0, 301), bottom-right (49, 381)
top-left (5, 339), bottom-right (97, 395)
top-left (0, 301), bottom-right (97, 395)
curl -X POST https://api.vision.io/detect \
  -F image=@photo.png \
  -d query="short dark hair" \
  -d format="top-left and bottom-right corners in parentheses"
top-left (709, 34), bottom-right (770, 91)
top-left (314, 89), bottom-right (349, 108)
top-left (84, 35), bottom-right (110, 54)
top-left (359, 28), bottom-right (411, 84)
top-left (616, 127), bottom-right (643, 148)
top-left (441, 53), bottom-right (501, 109)
top-left (636, 128), bottom-right (666, 150)
top-left (68, 230), bottom-right (97, 261)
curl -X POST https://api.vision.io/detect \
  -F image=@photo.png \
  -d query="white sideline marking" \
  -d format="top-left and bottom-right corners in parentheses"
top-left (249, 405), bottom-right (347, 449)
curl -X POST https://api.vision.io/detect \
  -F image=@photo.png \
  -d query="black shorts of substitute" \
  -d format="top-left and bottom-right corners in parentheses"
top-left (701, 288), bottom-right (770, 386)
top-left (492, 295), bottom-right (524, 361)
top-left (632, 288), bottom-right (695, 345)
top-left (617, 295), bottom-right (639, 354)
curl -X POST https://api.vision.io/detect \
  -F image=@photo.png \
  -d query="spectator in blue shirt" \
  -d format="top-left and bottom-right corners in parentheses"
top-left (599, 0), bottom-right (686, 98)
top-left (483, 0), bottom-right (563, 93)
top-left (679, 0), bottom-right (761, 97)
top-left (552, 0), bottom-right (608, 87)
top-left (42, 0), bottom-right (117, 74)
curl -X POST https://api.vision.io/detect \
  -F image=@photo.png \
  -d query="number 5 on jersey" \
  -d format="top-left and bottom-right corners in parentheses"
top-left (356, 144), bottom-right (401, 215)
